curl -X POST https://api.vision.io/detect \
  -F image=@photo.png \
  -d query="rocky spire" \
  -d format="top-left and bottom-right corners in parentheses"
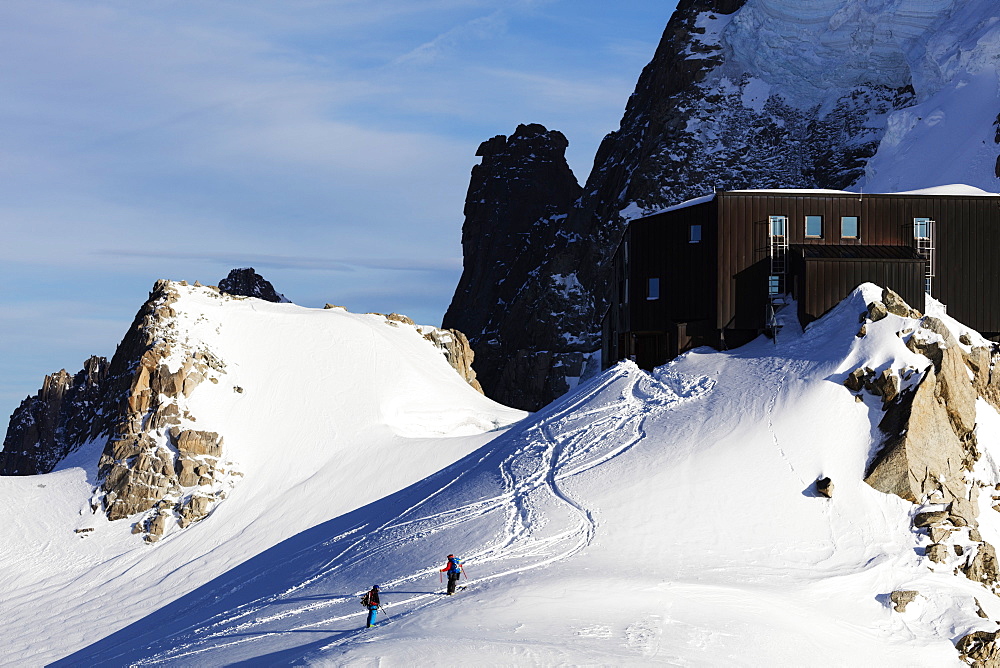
top-left (218, 267), bottom-right (289, 303)
top-left (442, 123), bottom-right (583, 410)
top-left (0, 356), bottom-right (109, 475)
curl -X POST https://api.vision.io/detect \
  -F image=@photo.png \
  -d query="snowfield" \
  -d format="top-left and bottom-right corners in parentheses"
top-left (4, 283), bottom-right (1000, 665)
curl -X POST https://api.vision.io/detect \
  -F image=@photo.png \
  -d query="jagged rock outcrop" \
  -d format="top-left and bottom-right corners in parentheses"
top-left (93, 281), bottom-right (237, 539)
top-left (218, 267), bottom-right (289, 303)
top-left (859, 293), bottom-right (1000, 610)
top-left (958, 630), bottom-right (1000, 668)
top-left (889, 590), bottom-right (918, 612)
top-left (1, 280), bottom-right (240, 541)
top-left (443, 123), bottom-right (584, 409)
top-left (447, 0), bottom-right (1000, 411)
top-left (0, 356), bottom-right (109, 475)
top-left (419, 327), bottom-right (483, 393)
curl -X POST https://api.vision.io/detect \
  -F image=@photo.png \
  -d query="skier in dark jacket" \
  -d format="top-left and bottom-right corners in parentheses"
top-left (362, 585), bottom-right (381, 627)
top-left (440, 554), bottom-right (463, 595)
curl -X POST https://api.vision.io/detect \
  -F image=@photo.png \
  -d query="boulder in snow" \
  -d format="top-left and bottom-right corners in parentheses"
top-left (889, 590), bottom-right (919, 612)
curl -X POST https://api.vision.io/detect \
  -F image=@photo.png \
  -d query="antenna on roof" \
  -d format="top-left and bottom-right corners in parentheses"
top-left (859, 185), bottom-right (863, 202)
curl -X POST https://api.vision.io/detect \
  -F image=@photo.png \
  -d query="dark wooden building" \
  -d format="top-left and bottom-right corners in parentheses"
top-left (603, 188), bottom-right (1000, 370)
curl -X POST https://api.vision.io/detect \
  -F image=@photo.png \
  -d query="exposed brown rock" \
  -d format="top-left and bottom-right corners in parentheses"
top-left (867, 301), bottom-right (889, 322)
top-left (964, 542), bottom-right (1000, 591)
top-left (387, 313), bottom-right (416, 326)
top-left (882, 287), bottom-right (922, 318)
top-left (873, 369), bottom-right (900, 404)
top-left (171, 428), bottom-right (223, 457)
top-left (913, 511), bottom-right (949, 528)
top-left (957, 630), bottom-right (1000, 667)
top-left (815, 477), bottom-right (834, 498)
top-left (889, 590), bottom-right (918, 612)
top-left (926, 543), bottom-right (949, 563)
top-left (177, 493), bottom-right (214, 528)
top-left (865, 366), bottom-right (972, 504)
top-left (422, 327), bottom-right (484, 393)
top-left (844, 368), bottom-right (866, 392)
top-left (968, 344), bottom-right (1000, 415)
top-left (929, 525), bottom-right (953, 543)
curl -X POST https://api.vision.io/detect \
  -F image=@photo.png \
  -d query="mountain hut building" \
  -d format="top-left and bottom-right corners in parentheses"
top-left (602, 188), bottom-right (1000, 370)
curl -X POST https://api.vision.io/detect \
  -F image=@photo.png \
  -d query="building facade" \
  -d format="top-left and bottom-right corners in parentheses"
top-left (603, 188), bottom-right (1000, 370)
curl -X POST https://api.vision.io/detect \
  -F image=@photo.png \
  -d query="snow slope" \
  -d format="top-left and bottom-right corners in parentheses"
top-left (0, 285), bottom-right (525, 666)
top-left (27, 284), bottom-right (1000, 666)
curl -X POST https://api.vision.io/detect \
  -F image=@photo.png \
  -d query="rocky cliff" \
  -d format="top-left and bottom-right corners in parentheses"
top-left (0, 356), bottom-right (109, 475)
top-left (442, 123), bottom-right (586, 410)
top-left (845, 289), bottom-right (1000, 663)
top-left (448, 0), bottom-right (1000, 411)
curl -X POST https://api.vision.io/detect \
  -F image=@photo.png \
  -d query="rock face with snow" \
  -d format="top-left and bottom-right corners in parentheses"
top-left (0, 357), bottom-right (109, 475)
top-left (856, 290), bottom-right (1000, 608)
top-left (443, 123), bottom-right (583, 409)
top-left (2, 280), bottom-right (502, 542)
top-left (218, 267), bottom-right (289, 303)
top-left (419, 326), bottom-right (483, 393)
top-left (448, 0), bottom-right (1000, 410)
top-left (87, 280), bottom-right (238, 539)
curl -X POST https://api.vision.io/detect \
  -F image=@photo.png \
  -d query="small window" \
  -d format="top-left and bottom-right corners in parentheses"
top-left (805, 215), bottom-right (823, 238)
top-left (841, 216), bottom-right (859, 238)
top-left (768, 274), bottom-right (781, 295)
top-left (769, 215), bottom-right (787, 236)
top-left (646, 278), bottom-right (660, 300)
top-left (689, 224), bottom-right (702, 243)
top-left (914, 217), bottom-right (931, 239)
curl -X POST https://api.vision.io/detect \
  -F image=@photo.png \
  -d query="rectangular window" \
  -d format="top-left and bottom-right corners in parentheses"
top-left (841, 216), bottom-right (859, 238)
top-left (769, 215), bottom-right (787, 236)
top-left (805, 215), bottom-right (823, 238)
top-left (768, 274), bottom-right (781, 295)
top-left (689, 224), bottom-right (702, 243)
top-left (914, 217), bottom-right (931, 239)
top-left (646, 278), bottom-right (660, 300)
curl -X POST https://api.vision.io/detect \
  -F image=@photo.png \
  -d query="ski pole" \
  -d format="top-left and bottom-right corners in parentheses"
top-left (378, 604), bottom-right (391, 623)
top-left (460, 564), bottom-right (468, 580)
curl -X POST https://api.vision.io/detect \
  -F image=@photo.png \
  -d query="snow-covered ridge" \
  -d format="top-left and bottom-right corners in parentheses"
top-left (14, 282), bottom-right (1000, 665)
top-left (0, 280), bottom-right (525, 664)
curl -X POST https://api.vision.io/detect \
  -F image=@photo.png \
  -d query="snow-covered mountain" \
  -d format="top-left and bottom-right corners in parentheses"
top-left (447, 0), bottom-right (1000, 411)
top-left (0, 281), bottom-right (524, 664)
top-left (6, 282), bottom-right (1000, 665)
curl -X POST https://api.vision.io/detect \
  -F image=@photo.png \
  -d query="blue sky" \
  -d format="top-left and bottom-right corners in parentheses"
top-left (0, 0), bottom-right (678, 424)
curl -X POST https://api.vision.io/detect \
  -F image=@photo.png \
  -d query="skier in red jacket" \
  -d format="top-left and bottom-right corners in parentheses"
top-left (440, 554), bottom-right (464, 595)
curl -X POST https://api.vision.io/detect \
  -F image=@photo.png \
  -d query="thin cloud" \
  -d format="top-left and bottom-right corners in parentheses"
top-left (96, 250), bottom-right (462, 273)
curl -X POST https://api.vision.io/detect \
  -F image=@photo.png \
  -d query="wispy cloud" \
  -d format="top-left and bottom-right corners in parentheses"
top-left (96, 250), bottom-right (462, 273)
top-left (0, 0), bottom-right (677, 423)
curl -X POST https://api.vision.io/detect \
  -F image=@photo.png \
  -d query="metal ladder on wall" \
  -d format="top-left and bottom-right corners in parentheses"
top-left (914, 219), bottom-right (935, 296)
top-left (766, 218), bottom-right (789, 336)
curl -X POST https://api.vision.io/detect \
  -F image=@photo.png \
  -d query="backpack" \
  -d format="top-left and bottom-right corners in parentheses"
top-left (360, 591), bottom-right (371, 607)
top-left (448, 556), bottom-right (462, 573)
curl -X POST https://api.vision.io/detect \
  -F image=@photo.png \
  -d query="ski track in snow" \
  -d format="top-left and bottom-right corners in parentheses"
top-left (124, 366), bottom-right (715, 664)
